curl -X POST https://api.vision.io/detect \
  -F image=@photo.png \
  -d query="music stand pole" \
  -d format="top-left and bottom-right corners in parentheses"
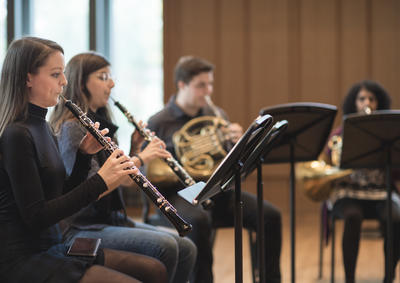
top-left (257, 162), bottom-right (266, 283)
top-left (234, 167), bottom-right (244, 283)
top-left (289, 141), bottom-right (296, 283)
top-left (385, 145), bottom-right (393, 281)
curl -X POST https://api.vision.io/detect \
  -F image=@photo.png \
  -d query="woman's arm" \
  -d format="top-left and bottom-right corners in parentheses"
top-left (58, 120), bottom-right (103, 191)
top-left (59, 120), bottom-right (98, 175)
top-left (1, 124), bottom-right (108, 231)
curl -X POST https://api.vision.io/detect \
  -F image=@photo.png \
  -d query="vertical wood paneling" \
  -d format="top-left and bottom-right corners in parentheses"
top-left (300, 0), bottom-right (339, 106)
top-left (394, 0), bottom-right (400, 108)
top-left (287, 0), bottom-right (302, 103)
top-left (163, 0), bottom-right (400, 208)
top-left (371, 0), bottom-right (400, 107)
top-left (164, 0), bottom-right (400, 110)
top-left (163, 0), bottom-right (218, 101)
top-left (249, 0), bottom-right (290, 115)
top-left (179, 0), bottom-right (218, 59)
top-left (163, 0), bottom-right (182, 101)
top-left (217, 0), bottom-right (247, 125)
top-left (339, 0), bottom-right (370, 96)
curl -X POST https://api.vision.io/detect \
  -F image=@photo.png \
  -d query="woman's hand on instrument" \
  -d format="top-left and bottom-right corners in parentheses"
top-left (129, 120), bottom-right (151, 156)
top-left (97, 149), bottom-right (138, 198)
top-left (79, 122), bottom-right (111, 155)
top-left (135, 137), bottom-right (171, 166)
top-left (228, 122), bottom-right (243, 144)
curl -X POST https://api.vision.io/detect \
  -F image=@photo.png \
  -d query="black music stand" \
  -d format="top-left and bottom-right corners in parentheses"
top-left (260, 102), bottom-right (337, 283)
top-left (241, 120), bottom-right (289, 283)
top-left (340, 110), bottom-right (400, 282)
top-left (178, 114), bottom-right (273, 283)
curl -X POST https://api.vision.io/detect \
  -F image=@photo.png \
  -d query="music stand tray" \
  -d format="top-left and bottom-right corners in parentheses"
top-left (260, 102), bottom-right (337, 163)
top-left (259, 102), bottom-right (337, 283)
top-left (242, 120), bottom-right (289, 177)
top-left (340, 110), bottom-right (400, 282)
top-left (341, 110), bottom-right (400, 169)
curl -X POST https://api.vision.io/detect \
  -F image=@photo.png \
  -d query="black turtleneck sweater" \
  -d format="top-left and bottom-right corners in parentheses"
top-left (0, 103), bottom-right (107, 270)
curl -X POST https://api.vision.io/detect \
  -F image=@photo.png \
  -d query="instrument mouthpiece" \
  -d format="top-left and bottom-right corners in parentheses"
top-left (58, 94), bottom-right (67, 102)
top-left (205, 95), bottom-right (213, 105)
top-left (363, 106), bottom-right (372, 115)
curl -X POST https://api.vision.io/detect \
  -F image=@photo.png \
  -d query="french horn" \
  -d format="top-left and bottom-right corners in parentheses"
top-left (172, 96), bottom-right (232, 180)
top-left (296, 158), bottom-right (352, 202)
top-left (297, 106), bottom-right (372, 201)
top-left (172, 115), bottom-right (230, 180)
top-left (146, 96), bottom-right (232, 189)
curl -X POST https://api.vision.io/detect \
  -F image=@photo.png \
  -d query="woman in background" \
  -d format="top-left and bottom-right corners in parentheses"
top-left (325, 80), bottom-right (400, 283)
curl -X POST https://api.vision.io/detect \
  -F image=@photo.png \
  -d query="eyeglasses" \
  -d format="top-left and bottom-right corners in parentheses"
top-left (96, 72), bottom-right (114, 82)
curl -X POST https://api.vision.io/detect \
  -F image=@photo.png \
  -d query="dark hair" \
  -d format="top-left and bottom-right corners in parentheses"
top-left (50, 51), bottom-right (111, 133)
top-left (174, 56), bottom-right (214, 88)
top-left (0, 37), bottom-right (64, 136)
top-left (342, 80), bottom-right (391, 115)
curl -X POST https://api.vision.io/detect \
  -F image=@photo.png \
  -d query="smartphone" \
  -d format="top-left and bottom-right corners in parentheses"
top-left (66, 237), bottom-right (101, 257)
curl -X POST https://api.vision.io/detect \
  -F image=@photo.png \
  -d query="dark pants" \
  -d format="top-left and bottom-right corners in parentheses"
top-left (333, 198), bottom-right (400, 283)
top-left (168, 189), bottom-right (282, 283)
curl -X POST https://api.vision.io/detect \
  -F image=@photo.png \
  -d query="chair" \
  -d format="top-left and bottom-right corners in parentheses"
top-left (141, 192), bottom-right (260, 283)
top-left (318, 201), bottom-right (383, 283)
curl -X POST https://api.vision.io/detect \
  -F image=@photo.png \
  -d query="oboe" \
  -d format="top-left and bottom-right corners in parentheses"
top-left (111, 97), bottom-right (196, 187)
top-left (60, 95), bottom-right (192, 237)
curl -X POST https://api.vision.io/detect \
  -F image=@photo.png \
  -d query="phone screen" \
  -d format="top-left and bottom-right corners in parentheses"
top-left (66, 237), bottom-right (101, 257)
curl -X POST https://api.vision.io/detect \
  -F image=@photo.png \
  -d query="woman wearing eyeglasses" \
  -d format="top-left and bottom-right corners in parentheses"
top-left (49, 51), bottom-right (197, 283)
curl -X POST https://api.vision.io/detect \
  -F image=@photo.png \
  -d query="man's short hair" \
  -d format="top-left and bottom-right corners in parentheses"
top-left (174, 56), bottom-right (214, 88)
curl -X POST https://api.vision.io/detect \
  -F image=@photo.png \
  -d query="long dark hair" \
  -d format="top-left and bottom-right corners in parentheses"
top-left (50, 51), bottom-right (111, 133)
top-left (0, 37), bottom-right (64, 136)
top-left (342, 80), bottom-right (391, 115)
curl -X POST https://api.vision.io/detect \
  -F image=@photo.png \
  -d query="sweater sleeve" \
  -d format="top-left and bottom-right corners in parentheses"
top-left (58, 120), bottom-right (87, 175)
top-left (1, 124), bottom-right (107, 231)
top-left (59, 120), bottom-right (101, 180)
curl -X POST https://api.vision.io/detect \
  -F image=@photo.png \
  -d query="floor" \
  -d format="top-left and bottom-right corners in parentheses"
top-left (212, 212), bottom-right (398, 283)
top-left (127, 206), bottom-right (399, 283)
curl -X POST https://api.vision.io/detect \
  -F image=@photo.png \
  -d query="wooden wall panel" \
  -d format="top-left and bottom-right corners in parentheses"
top-left (163, 0), bottom-right (181, 99)
top-left (394, 0), bottom-right (400, 108)
top-left (371, 0), bottom-right (400, 107)
top-left (339, 0), bottom-right (370, 98)
top-left (179, 0), bottom-right (218, 60)
top-left (300, 0), bottom-right (339, 106)
top-left (249, 0), bottom-right (290, 115)
top-left (218, 0), bottom-right (247, 125)
top-left (163, 0), bottom-right (219, 100)
top-left (163, 0), bottom-right (400, 210)
top-left (164, 0), bottom-right (400, 113)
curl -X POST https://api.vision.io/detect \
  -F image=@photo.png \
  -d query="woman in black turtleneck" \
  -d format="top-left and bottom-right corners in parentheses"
top-left (0, 37), bottom-right (167, 283)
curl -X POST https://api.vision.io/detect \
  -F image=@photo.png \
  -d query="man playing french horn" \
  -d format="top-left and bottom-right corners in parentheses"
top-left (146, 56), bottom-right (282, 283)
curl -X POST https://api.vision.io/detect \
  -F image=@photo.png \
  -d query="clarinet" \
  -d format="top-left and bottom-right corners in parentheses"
top-left (111, 97), bottom-right (196, 187)
top-left (60, 95), bottom-right (192, 237)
